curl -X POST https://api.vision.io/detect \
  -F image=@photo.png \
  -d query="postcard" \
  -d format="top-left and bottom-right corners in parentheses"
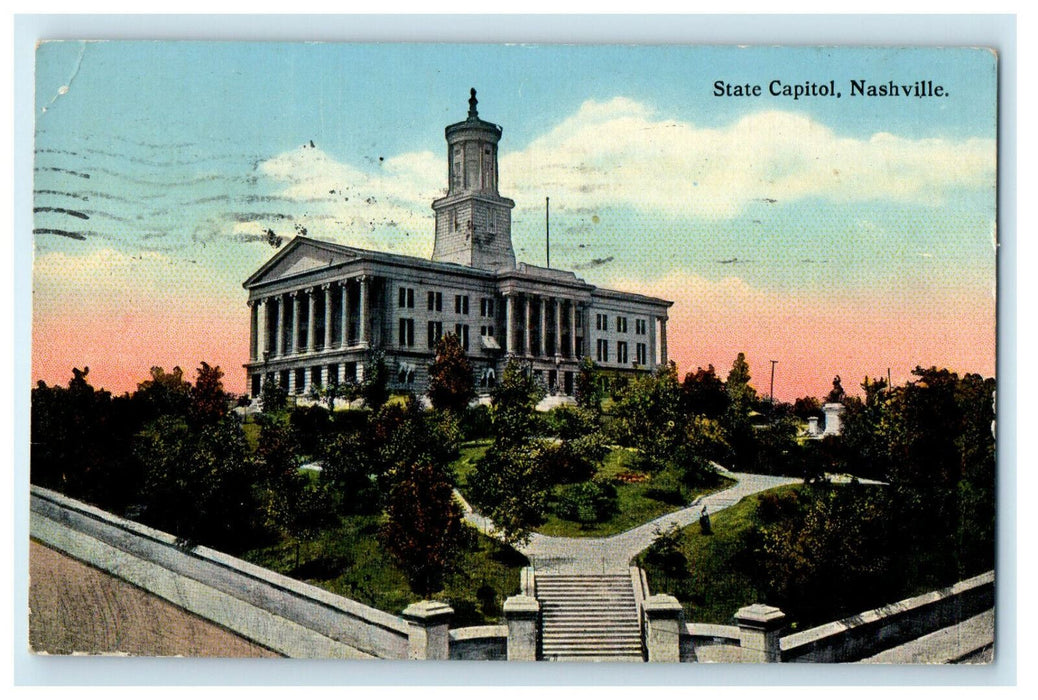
top-left (28, 41), bottom-right (997, 666)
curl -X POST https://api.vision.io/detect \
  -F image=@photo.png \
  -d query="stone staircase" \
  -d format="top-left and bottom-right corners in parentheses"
top-left (535, 572), bottom-right (645, 662)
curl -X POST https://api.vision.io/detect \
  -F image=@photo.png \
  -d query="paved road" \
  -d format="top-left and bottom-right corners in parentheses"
top-left (457, 467), bottom-right (801, 574)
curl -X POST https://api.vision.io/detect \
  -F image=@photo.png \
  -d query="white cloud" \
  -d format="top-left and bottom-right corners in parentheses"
top-left (250, 98), bottom-right (996, 244)
top-left (503, 98), bottom-right (995, 218)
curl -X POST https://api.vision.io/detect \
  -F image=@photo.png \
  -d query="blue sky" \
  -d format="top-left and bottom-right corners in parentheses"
top-left (31, 41), bottom-right (997, 397)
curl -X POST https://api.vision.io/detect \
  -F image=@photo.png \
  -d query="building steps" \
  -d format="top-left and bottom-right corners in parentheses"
top-left (535, 573), bottom-right (645, 662)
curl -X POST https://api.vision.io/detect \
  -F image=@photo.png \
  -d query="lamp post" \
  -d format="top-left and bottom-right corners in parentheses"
top-left (769, 360), bottom-right (778, 404)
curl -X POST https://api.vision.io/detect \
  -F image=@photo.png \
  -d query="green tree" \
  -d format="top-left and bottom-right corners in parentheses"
top-left (574, 356), bottom-right (603, 411)
top-left (260, 379), bottom-right (289, 414)
top-left (190, 362), bottom-right (229, 427)
top-left (381, 460), bottom-right (464, 595)
top-left (468, 360), bottom-right (550, 544)
top-left (362, 351), bottom-right (390, 410)
top-left (612, 361), bottom-right (687, 472)
top-left (427, 332), bottom-right (476, 414)
top-left (136, 414), bottom-right (258, 551)
top-left (682, 364), bottom-right (729, 419)
top-left (134, 365), bottom-right (192, 420)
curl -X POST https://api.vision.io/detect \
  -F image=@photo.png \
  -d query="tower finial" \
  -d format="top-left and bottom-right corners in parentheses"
top-left (468, 88), bottom-right (478, 118)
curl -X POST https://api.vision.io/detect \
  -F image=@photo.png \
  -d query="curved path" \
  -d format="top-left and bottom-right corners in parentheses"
top-left (457, 468), bottom-right (801, 575)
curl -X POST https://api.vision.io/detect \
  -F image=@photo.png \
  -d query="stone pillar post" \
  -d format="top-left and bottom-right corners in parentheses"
top-left (323, 284), bottom-right (333, 350)
top-left (554, 298), bottom-right (562, 358)
top-left (306, 288), bottom-right (316, 353)
top-left (524, 296), bottom-right (533, 357)
top-left (275, 295), bottom-right (285, 357)
top-left (503, 595), bottom-right (540, 661)
top-left (822, 403), bottom-right (846, 436)
top-left (402, 601), bottom-right (453, 661)
top-left (291, 292), bottom-right (301, 355)
top-left (358, 275), bottom-right (370, 348)
top-left (735, 604), bottom-right (786, 663)
top-left (644, 594), bottom-right (683, 663)
top-left (660, 318), bottom-right (668, 365)
top-left (257, 298), bottom-right (267, 359)
top-left (648, 315), bottom-right (657, 369)
top-left (569, 302), bottom-right (577, 358)
top-left (539, 296), bottom-right (547, 357)
top-left (505, 293), bottom-right (516, 355)
top-left (340, 281), bottom-right (350, 348)
top-left (248, 300), bottom-right (258, 362)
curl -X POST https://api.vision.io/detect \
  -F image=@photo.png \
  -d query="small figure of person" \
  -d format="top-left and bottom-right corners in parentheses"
top-left (699, 505), bottom-right (712, 535)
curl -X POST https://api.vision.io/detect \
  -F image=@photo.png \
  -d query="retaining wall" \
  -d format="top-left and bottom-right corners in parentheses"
top-left (30, 486), bottom-right (410, 659)
top-left (780, 570), bottom-right (995, 663)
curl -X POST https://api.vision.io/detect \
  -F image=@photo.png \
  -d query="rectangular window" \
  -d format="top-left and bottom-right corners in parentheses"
top-left (616, 316), bottom-right (628, 333)
top-left (636, 343), bottom-right (647, 365)
top-left (480, 325), bottom-right (495, 337)
top-left (596, 313), bottom-right (610, 331)
top-left (596, 338), bottom-right (609, 363)
top-left (427, 291), bottom-right (442, 312)
top-left (455, 324), bottom-right (470, 351)
top-left (617, 341), bottom-right (629, 364)
top-left (635, 319), bottom-right (647, 335)
top-left (398, 318), bottom-right (415, 347)
top-left (480, 297), bottom-right (495, 317)
top-left (455, 295), bottom-right (470, 315)
top-left (427, 321), bottom-right (443, 348)
top-left (294, 368), bottom-right (305, 395)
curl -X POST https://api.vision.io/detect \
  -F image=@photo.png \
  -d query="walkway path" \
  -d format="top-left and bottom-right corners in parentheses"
top-left (456, 467), bottom-right (801, 574)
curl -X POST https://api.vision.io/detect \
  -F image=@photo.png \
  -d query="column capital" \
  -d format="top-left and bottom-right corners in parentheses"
top-left (321, 282), bottom-right (332, 291)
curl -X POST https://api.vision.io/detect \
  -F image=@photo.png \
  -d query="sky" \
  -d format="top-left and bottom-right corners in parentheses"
top-left (30, 42), bottom-right (997, 401)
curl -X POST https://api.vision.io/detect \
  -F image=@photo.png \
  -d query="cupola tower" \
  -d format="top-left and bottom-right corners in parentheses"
top-left (431, 89), bottom-right (516, 271)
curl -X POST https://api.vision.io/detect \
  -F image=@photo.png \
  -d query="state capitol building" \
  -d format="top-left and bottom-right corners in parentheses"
top-left (243, 90), bottom-right (672, 401)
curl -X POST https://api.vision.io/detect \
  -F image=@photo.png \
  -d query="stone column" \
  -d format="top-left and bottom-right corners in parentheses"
top-left (822, 403), bottom-right (846, 436)
top-left (503, 595), bottom-right (540, 661)
top-left (524, 295), bottom-right (533, 357)
top-left (358, 275), bottom-right (370, 348)
top-left (340, 281), bottom-right (350, 348)
top-left (505, 293), bottom-right (516, 355)
top-left (323, 284), bottom-right (333, 350)
top-left (275, 295), bottom-right (285, 357)
top-left (291, 292), bottom-right (301, 355)
top-left (554, 298), bottom-right (562, 358)
top-left (660, 318), bottom-right (668, 365)
top-left (306, 288), bottom-right (316, 353)
top-left (248, 300), bottom-right (258, 361)
top-left (569, 301), bottom-right (577, 358)
top-left (538, 296), bottom-right (547, 357)
top-left (257, 298), bottom-right (267, 359)
top-left (644, 594), bottom-right (683, 663)
top-left (735, 604), bottom-right (786, 663)
top-left (402, 601), bottom-right (453, 661)
top-left (648, 315), bottom-right (657, 369)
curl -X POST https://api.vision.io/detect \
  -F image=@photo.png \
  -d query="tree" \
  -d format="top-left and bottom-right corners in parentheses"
top-left (381, 460), bottom-right (463, 595)
top-left (362, 351), bottom-right (390, 410)
top-left (190, 362), bottom-right (229, 427)
top-left (682, 364), bottom-right (729, 419)
top-left (260, 379), bottom-right (288, 414)
top-left (612, 361), bottom-right (686, 472)
top-left (574, 356), bottom-right (603, 411)
top-left (427, 332), bottom-right (476, 414)
top-left (135, 413), bottom-right (258, 551)
top-left (468, 359), bottom-right (550, 544)
top-left (134, 365), bottom-right (192, 420)
top-left (488, 359), bottom-right (546, 447)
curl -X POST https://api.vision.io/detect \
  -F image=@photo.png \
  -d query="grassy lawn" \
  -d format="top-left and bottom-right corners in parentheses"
top-left (453, 442), bottom-right (736, 539)
top-left (452, 440), bottom-right (492, 488)
top-left (536, 449), bottom-right (736, 538)
top-left (241, 512), bottom-right (527, 627)
top-left (637, 484), bottom-right (802, 625)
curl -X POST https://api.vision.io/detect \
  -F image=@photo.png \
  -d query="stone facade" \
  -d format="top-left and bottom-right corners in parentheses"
top-left (243, 91), bottom-right (672, 400)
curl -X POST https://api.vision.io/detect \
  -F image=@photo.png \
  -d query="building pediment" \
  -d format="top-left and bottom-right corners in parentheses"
top-left (243, 237), bottom-right (362, 289)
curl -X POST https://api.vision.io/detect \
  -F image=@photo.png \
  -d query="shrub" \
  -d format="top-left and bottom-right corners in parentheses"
top-left (554, 480), bottom-right (618, 524)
